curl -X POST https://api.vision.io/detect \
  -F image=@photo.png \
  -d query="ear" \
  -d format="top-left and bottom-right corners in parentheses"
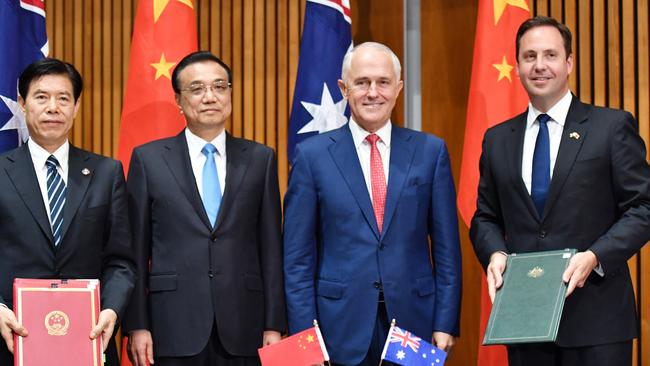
top-left (73, 99), bottom-right (81, 118)
top-left (566, 53), bottom-right (574, 76)
top-left (18, 96), bottom-right (25, 112)
top-left (338, 79), bottom-right (348, 99)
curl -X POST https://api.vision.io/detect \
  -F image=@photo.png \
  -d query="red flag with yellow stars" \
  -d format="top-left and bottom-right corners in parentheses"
top-left (258, 326), bottom-right (330, 366)
top-left (117, 0), bottom-right (197, 174)
top-left (456, 0), bottom-right (531, 365)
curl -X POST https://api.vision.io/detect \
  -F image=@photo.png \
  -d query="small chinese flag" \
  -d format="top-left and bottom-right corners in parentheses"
top-left (258, 326), bottom-right (330, 366)
top-left (456, 1), bottom-right (531, 365)
top-left (116, 0), bottom-right (198, 175)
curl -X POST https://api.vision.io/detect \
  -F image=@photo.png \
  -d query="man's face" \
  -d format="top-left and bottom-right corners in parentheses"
top-left (20, 74), bottom-right (79, 152)
top-left (338, 47), bottom-right (403, 132)
top-left (516, 25), bottom-right (573, 111)
top-left (175, 60), bottom-right (232, 138)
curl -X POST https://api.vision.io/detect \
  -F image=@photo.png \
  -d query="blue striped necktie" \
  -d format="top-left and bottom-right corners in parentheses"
top-left (201, 143), bottom-right (222, 228)
top-left (46, 155), bottom-right (66, 246)
top-left (531, 113), bottom-right (551, 216)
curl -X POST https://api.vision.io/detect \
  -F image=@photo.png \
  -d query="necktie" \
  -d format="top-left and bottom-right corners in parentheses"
top-left (366, 134), bottom-right (387, 233)
top-left (46, 155), bottom-right (66, 246)
top-left (201, 143), bottom-right (222, 228)
top-left (531, 113), bottom-right (551, 216)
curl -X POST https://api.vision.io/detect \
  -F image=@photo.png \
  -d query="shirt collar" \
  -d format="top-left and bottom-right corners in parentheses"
top-left (185, 127), bottom-right (227, 158)
top-left (348, 118), bottom-right (392, 149)
top-left (28, 139), bottom-right (69, 172)
top-left (526, 90), bottom-right (572, 128)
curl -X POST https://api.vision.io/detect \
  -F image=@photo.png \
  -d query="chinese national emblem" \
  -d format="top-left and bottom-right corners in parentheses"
top-left (44, 310), bottom-right (70, 336)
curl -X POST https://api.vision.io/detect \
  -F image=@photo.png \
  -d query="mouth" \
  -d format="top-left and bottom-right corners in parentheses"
top-left (200, 108), bottom-right (221, 113)
top-left (362, 102), bottom-right (384, 109)
top-left (531, 76), bottom-right (551, 83)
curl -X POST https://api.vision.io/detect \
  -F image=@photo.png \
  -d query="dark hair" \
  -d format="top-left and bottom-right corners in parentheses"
top-left (18, 58), bottom-right (83, 101)
top-left (171, 51), bottom-right (232, 94)
top-left (516, 16), bottom-right (572, 59)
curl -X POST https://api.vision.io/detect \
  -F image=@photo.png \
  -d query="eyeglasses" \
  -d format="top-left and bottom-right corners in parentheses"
top-left (181, 80), bottom-right (232, 97)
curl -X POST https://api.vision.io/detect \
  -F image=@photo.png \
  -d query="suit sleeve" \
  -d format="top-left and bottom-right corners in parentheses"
top-left (100, 160), bottom-right (136, 320)
top-left (429, 141), bottom-right (462, 336)
top-left (283, 145), bottom-right (319, 334)
top-left (470, 132), bottom-right (508, 268)
top-left (122, 149), bottom-right (152, 332)
top-left (588, 112), bottom-right (650, 272)
top-left (257, 148), bottom-right (287, 332)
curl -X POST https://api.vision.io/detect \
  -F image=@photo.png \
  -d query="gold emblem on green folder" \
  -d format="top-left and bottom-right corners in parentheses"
top-left (527, 266), bottom-right (544, 278)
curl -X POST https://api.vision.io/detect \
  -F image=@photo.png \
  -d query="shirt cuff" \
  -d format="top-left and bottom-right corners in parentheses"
top-left (593, 262), bottom-right (604, 277)
top-left (0, 303), bottom-right (8, 309)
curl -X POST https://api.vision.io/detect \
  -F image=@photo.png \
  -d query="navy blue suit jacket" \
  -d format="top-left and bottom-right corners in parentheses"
top-left (284, 124), bottom-right (462, 364)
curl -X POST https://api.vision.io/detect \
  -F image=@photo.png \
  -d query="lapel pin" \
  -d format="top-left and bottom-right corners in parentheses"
top-left (82, 168), bottom-right (91, 176)
top-left (569, 132), bottom-right (580, 140)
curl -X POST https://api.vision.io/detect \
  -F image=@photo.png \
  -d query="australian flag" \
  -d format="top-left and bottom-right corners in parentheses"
top-left (381, 325), bottom-right (448, 366)
top-left (0, 0), bottom-right (48, 153)
top-left (287, 0), bottom-right (352, 163)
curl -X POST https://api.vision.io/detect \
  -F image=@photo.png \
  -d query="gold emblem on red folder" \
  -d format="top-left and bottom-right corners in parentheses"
top-left (527, 266), bottom-right (545, 278)
top-left (44, 310), bottom-right (69, 336)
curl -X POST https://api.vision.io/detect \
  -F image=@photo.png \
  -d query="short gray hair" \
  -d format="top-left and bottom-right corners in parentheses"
top-left (341, 42), bottom-right (401, 82)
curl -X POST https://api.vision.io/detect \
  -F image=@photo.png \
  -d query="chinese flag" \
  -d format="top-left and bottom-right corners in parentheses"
top-left (118, 1), bottom-right (197, 365)
top-left (258, 327), bottom-right (330, 366)
top-left (116, 0), bottom-right (197, 174)
top-left (456, 1), bottom-right (531, 365)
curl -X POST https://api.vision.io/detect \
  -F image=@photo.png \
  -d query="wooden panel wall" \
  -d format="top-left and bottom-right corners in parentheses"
top-left (44, 0), bottom-right (648, 365)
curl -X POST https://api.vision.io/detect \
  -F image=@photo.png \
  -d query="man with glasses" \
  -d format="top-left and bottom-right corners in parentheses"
top-left (284, 42), bottom-right (462, 365)
top-left (123, 51), bottom-right (285, 366)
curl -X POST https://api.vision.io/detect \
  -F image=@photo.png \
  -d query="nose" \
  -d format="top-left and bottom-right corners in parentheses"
top-left (533, 56), bottom-right (546, 71)
top-left (366, 81), bottom-right (379, 97)
top-left (202, 86), bottom-right (218, 102)
top-left (45, 97), bottom-right (58, 112)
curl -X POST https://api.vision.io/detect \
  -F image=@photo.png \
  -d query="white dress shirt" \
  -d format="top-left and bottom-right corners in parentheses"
top-left (28, 139), bottom-right (69, 226)
top-left (349, 119), bottom-right (391, 198)
top-left (522, 90), bottom-right (572, 194)
top-left (185, 128), bottom-right (227, 199)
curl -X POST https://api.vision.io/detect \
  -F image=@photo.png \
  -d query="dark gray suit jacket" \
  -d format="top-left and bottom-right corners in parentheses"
top-left (122, 131), bottom-right (286, 358)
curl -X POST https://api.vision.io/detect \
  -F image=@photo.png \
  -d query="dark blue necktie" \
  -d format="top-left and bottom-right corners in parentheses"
top-left (531, 113), bottom-right (551, 216)
top-left (46, 155), bottom-right (66, 246)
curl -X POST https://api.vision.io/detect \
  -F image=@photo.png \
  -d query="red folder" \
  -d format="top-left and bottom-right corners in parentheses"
top-left (13, 279), bottom-right (102, 366)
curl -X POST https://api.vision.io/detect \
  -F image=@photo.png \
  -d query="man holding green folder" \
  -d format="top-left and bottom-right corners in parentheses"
top-left (471, 16), bottom-right (650, 365)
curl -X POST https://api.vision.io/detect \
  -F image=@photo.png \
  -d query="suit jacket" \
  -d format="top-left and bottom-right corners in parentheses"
top-left (283, 124), bottom-right (462, 365)
top-left (470, 96), bottom-right (650, 347)
top-left (0, 143), bottom-right (135, 365)
top-left (122, 131), bottom-right (286, 358)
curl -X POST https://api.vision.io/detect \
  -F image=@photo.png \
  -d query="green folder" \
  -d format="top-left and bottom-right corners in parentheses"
top-left (483, 248), bottom-right (577, 345)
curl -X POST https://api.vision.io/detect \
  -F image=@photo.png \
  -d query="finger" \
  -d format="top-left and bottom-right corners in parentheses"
top-left (1, 329), bottom-right (14, 354)
top-left (487, 271), bottom-right (496, 303)
top-left (565, 277), bottom-right (577, 297)
top-left (148, 343), bottom-right (155, 364)
top-left (137, 349), bottom-right (148, 366)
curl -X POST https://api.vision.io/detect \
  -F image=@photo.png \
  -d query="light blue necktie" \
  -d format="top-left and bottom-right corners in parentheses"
top-left (201, 143), bottom-right (222, 228)
top-left (46, 155), bottom-right (66, 246)
top-left (531, 114), bottom-right (551, 216)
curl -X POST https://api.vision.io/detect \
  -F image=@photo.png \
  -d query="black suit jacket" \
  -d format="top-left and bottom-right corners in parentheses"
top-left (470, 96), bottom-right (650, 347)
top-left (122, 131), bottom-right (286, 358)
top-left (0, 143), bottom-right (135, 365)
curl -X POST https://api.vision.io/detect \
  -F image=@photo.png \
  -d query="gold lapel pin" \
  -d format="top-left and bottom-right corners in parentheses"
top-left (82, 168), bottom-right (91, 176)
top-left (569, 132), bottom-right (580, 140)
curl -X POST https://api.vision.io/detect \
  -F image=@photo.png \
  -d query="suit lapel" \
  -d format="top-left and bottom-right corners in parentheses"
top-left (213, 133), bottom-right (250, 231)
top-left (507, 112), bottom-right (541, 220)
top-left (329, 126), bottom-right (380, 239)
top-left (163, 132), bottom-right (213, 230)
top-left (4, 144), bottom-right (53, 243)
top-left (59, 146), bottom-right (92, 242)
top-left (381, 126), bottom-right (415, 237)
top-left (543, 97), bottom-right (589, 219)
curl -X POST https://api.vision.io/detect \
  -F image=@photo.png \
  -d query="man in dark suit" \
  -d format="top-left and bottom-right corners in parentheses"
top-left (471, 16), bottom-right (650, 366)
top-left (0, 58), bottom-right (135, 365)
top-left (123, 51), bottom-right (285, 366)
top-left (283, 42), bottom-right (462, 365)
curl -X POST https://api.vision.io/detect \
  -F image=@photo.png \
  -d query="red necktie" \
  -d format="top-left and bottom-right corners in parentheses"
top-left (366, 134), bottom-right (387, 233)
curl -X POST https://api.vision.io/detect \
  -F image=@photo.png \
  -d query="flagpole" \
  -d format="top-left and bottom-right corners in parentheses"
top-left (378, 319), bottom-right (397, 366)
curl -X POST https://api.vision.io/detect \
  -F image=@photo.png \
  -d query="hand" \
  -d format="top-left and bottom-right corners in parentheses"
top-left (89, 309), bottom-right (117, 352)
top-left (262, 330), bottom-right (282, 346)
top-left (0, 305), bottom-right (28, 354)
top-left (432, 331), bottom-right (455, 353)
top-left (487, 251), bottom-right (508, 302)
top-left (562, 250), bottom-right (598, 297)
top-left (128, 329), bottom-right (154, 366)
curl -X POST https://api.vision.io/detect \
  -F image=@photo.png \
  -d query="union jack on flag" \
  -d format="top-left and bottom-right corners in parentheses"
top-left (389, 326), bottom-right (422, 352)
